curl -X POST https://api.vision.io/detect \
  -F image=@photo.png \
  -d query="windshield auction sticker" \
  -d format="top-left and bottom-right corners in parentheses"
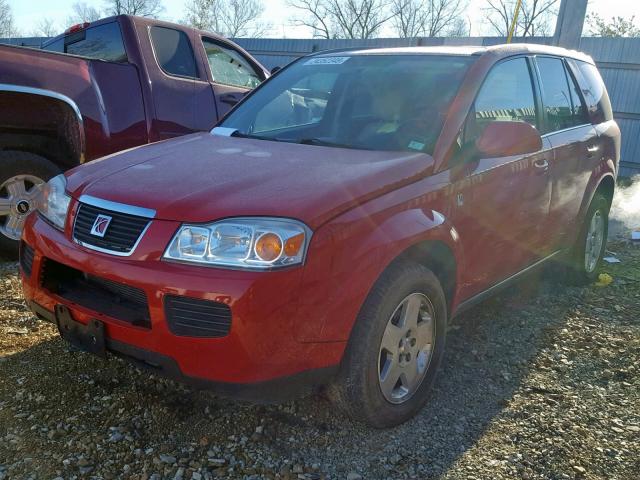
top-left (304, 56), bottom-right (350, 65)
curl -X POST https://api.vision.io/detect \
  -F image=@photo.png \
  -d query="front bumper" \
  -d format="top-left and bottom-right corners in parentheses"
top-left (21, 212), bottom-right (344, 398)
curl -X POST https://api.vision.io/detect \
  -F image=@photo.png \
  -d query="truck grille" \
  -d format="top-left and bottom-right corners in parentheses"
top-left (164, 295), bottom-right (232, 338)
top-left (73, 203), bottom-right (150, 254)
top-left (41, 257), bottom-right (151, 328)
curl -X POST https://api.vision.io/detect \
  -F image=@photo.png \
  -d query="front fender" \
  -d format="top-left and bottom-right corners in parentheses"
top-left (295, 206), bottom-right (462, 343)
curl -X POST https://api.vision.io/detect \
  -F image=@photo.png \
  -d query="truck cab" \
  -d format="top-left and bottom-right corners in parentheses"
top-left (0, 15), bottom-right (267, 256)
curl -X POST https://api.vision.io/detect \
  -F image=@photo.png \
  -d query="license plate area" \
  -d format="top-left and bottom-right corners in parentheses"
top-left (55, 304), bottom-right (106, 358)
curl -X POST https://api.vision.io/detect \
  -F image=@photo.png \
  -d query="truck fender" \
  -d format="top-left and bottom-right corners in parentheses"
top-left (0, 84), bottom-right (86, 165)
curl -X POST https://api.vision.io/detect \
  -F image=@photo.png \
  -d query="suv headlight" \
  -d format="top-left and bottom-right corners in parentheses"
top-left (164, 218), bottom-right (311, 269)
top-left (37, 174), bottom-right (71, 230)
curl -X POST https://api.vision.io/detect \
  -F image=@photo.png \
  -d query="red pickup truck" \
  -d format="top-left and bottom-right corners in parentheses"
top-left (0, 15), bottom-right (267, 256)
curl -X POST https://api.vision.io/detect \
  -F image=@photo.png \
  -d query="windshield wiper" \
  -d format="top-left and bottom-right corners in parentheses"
top-left (230, 131), bottom-right (288, 142)
top-left (298, 138), bottom-right (367, 150)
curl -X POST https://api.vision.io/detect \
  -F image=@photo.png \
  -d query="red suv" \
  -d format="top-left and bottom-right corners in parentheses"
top-left (21, 44), bottom-right (620, 427)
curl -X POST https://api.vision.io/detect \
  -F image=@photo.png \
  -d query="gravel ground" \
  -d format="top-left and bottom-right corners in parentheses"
top-left (1, 198), bottom-right (639, 479)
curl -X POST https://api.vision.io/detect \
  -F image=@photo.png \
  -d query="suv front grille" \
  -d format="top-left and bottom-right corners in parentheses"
top-left (164, 295), bottom-right (232, 338)
top-left (41, 258), bottom-right (150, 328)
top-left (73, 203), bottom-right (150, 254)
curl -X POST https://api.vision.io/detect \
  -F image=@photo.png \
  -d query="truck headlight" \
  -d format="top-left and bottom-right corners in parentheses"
top-left (37, 174), bottom-right (71, 230)
top-left (164, 218), bottom-right (311, 269)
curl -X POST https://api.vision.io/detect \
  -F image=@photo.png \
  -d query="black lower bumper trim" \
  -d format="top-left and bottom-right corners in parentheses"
top-left (28, 302), bottom-right (338, 403)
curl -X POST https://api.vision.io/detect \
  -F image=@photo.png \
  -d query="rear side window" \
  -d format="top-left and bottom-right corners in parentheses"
top-left (575, 61), bottom-right (613, 123)
top-left (42, 22), bottom-right (127, 63)
top-left (202, 38), bottom-right (262, 88)
top-left (150, 26), bottom-right (198, 78)
top-left (474, 57), bottom-right (537, 132)
top-left (536, 57), bottom-right (588, 133)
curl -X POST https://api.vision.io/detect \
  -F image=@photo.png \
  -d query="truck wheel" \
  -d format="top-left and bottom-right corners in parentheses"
top-left (0, 151), bottom-right (61, 258)
top-left (330, 261), bottom-right (447, 428)
top-left (568, 192), bottom-right (610, 285)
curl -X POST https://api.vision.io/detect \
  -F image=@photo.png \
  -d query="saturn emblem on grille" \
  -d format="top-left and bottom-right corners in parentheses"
top-left (90, 214), bottom-right (112, 237)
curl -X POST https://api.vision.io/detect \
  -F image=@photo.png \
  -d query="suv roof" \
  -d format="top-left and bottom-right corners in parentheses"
top-left (317, 43), bottom-right (595, 65)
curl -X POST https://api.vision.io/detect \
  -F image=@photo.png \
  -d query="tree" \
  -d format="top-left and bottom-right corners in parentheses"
top-left (0, 0), bottom-right (17, 37)
top-left (390, 0), bottom-right (467, 38)
top-left (588, 14), bottom-right (640, 38)
top-left (31, 18), bottom-right (60, 37)
top-left (183, 0), bottom-right (268, 37)
top-left (68, 2), bottom-right (103, 24)
top-left (484, 0), bottom-right (559, 37)
top-left (447, 16), bottom-right (470, 37)
top-left (288, 0), bottom-right (393, 39)
top-left (104, 0), bottom-right (164, 18)
top-left (287, 0), bottom-right (333, 38)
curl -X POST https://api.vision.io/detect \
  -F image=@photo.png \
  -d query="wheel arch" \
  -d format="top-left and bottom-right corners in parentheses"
top-left (392, 239), bottom-right (457, 315)
top-left (296, 208), bottom-right (463, 343)
top-left (0, 85), bottom-right (86, 169)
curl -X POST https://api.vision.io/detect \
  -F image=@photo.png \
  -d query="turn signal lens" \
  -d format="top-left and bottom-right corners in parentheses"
top-left (284, 233), bottom-right (305, 256)
top-left (255, 233), bottom-right (283, 261)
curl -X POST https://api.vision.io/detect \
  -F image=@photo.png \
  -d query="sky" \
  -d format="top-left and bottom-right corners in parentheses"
top-left (8, 0), bottom-right (640, 38)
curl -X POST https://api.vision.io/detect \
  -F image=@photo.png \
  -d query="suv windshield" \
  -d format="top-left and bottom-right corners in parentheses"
top-left (220, 54), bottom-right (474, 153)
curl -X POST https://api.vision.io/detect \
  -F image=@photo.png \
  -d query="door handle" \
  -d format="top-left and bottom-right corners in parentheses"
top-left (533, 158), bottom-right (549, 171)
top-left (219, 94), bottom-right (240, 106)
top-left (587, 145), bottom-right (599, 153)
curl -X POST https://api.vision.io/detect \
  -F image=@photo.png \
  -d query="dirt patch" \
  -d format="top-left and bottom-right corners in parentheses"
top-left (1, 243), bottom-right (639, 479)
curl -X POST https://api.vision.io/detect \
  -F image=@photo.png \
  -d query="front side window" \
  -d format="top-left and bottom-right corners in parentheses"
top-left (202, 39), bottom-right (262, 89)
top-left (536, 56), bottom-right (587, 133)
top-left (42, 22), bottom-right (127, 63)
top-left (150, 26), bottom-right (198, 78)
top-left (220, 54), bottom-right (474, 154)
top-left (474, 57), bottom-right (537, 129)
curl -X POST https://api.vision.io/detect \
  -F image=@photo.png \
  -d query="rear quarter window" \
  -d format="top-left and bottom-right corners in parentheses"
top-left (149, 26), bottom-right (198, 79)
top-left (574, 60), bottom-right (613, 123)
top-left (42, 22), bottom-right (127, 63)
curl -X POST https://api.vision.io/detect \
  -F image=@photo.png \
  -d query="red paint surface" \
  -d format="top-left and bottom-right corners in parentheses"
top-left (21, 45), bottom-right (620, 386)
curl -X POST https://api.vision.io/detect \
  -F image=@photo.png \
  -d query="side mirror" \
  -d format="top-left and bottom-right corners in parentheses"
top-left (475, 121), bottom-right (542, 157)
top-left (270, 66), bottom-right (282, 75)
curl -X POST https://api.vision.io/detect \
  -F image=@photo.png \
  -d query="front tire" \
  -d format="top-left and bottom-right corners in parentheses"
top-left (330, 261), bottom-right (447, 428)
top-left (568, 192), bottom-right (610, 285)
top-left (0, 151), bottom-right (61, 258)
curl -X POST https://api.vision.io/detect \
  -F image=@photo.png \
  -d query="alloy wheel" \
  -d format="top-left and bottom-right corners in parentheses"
top-left (0, 175), bottom-right (44, 241)
top-left (378, 292), bottom-right (436, 404)
top-left (584, 209), bottom-right (605, 274)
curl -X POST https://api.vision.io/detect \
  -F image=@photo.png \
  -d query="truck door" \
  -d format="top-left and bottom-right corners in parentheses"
top-left (147, 25), bottom-right (217, 138)
top-left (200, 38), bottom-right (264, 118)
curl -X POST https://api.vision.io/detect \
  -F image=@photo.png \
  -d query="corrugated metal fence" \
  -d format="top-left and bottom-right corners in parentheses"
top-left (2, 35), bottom-right (638, 176)
top-left (232, 36), bottom-right (640, 177)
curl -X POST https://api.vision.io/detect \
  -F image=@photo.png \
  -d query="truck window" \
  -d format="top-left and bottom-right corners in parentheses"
top-left (42, 22), bottom-right (127, 63)
top-left (474, 58), bottom-right (538, 133)
top-left (150, 26), bottom-right (198, 79)
top-left (536, 56), bottom-right (588, 133)
top-left (202, 38), bottom-right (262, 89)
top-left (574, 60), bottom-right (613, 123)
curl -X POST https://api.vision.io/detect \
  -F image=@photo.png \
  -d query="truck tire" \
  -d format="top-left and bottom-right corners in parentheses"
top-left (0, 151), bottom-right (61, 258)
top-left (567, 192), bottom-right (610, 285)
top-left (330, 261), bottom-right (447, 428)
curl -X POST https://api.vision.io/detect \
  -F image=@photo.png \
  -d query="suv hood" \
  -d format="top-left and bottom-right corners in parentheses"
top-left (66, 133), bottom-right (433, 229)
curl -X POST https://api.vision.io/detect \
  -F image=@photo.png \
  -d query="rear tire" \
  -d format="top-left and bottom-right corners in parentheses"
top-left (567, 192), bottom-right (610, 285)
top-left (0, 151), bottom-right (61, 259)
top-left (330, 261), bottom-right (447, 428)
